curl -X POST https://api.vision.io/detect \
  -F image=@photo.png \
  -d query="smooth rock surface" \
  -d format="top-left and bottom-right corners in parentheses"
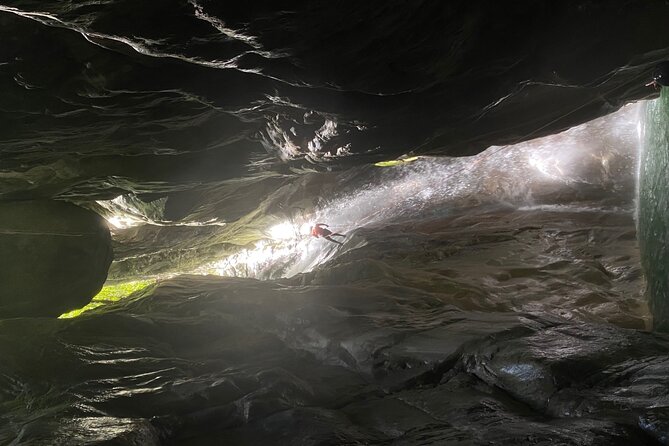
top-left (0, 200), bottom-right (112, 317)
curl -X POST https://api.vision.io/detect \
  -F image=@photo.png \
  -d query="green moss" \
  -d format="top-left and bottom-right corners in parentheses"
top-left (58, 279), bottom-right (154, 319)
top-left (639, 89), bottom-right (669, 331)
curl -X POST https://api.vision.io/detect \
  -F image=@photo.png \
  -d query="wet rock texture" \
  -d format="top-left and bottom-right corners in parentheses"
top-left (0, 202), bottom-right (658, 445)
top-left (1, 2), bottom-right (668, 445)
top-left (0, 200), bottom-right (112, 317)
top-left (0, 1), bottom-right (667, 198)
top-left (0, 273), bottom-right (665, 445)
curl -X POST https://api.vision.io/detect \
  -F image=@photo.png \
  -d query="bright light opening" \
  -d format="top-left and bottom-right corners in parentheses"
top-left (269, 222), bottom-right (298, 240)
top-left (105, 214), bottom-right (145, 229)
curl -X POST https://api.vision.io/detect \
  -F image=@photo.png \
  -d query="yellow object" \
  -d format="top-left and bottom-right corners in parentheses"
top-left (374, 156), bottom-right (420, 167)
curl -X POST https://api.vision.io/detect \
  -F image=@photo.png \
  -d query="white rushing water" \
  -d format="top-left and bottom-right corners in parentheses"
top-left (3, 102), bottom-right (661, 446)
top-left (192, 102), bottom-right (643, 280)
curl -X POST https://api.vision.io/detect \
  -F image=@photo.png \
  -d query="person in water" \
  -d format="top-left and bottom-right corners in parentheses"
top-left (646, 61), bottom-right (669, 89)
top-left (311, 223), bottom-right (345, 245)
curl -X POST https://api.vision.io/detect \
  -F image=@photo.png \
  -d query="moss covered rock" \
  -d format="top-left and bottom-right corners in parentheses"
top-left (0, 200), bottom-right (112, 317)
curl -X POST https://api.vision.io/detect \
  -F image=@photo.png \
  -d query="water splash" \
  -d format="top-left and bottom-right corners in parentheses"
top-left (204, 102), bottom-right (642, 280)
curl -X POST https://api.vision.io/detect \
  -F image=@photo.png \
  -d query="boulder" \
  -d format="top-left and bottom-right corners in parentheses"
top-left (0, 200), bottom-right (112, 317)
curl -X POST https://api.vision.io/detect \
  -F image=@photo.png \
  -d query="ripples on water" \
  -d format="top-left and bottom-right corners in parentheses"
top-left (4, 103), bottom-right (669, 444)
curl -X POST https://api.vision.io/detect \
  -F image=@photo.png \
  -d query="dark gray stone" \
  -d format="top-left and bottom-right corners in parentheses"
top-left (0, 200), bottom-right (112, 317)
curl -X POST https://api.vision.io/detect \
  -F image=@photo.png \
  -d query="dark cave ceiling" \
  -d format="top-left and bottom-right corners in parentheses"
top-left (0, 0), bottom-right (668, 200)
